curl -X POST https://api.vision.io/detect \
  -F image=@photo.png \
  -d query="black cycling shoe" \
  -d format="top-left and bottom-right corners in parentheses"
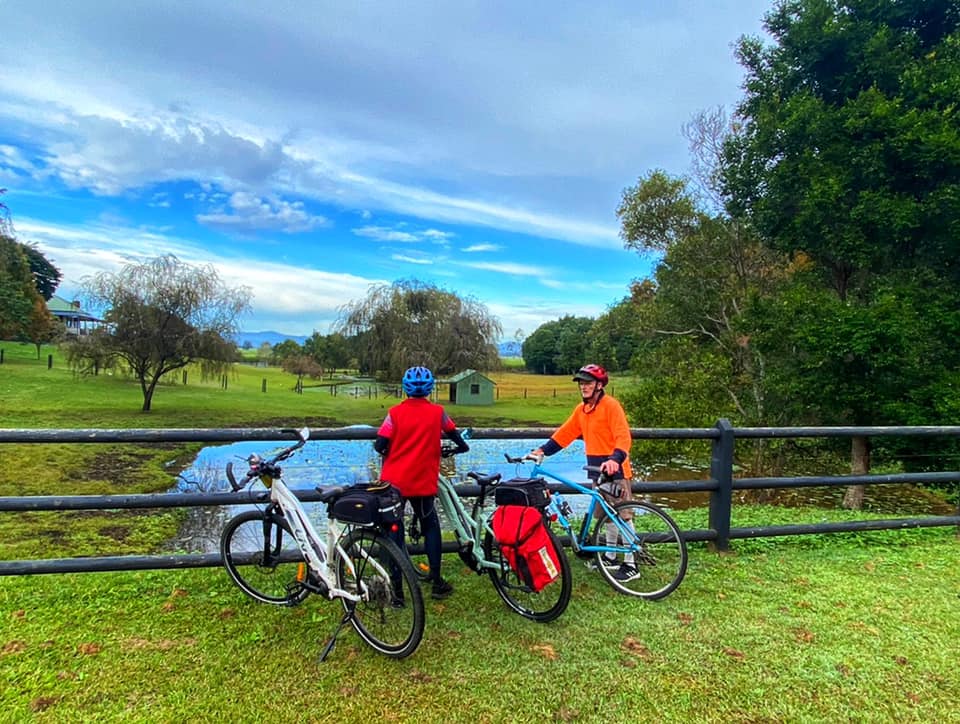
top-left (431, 577), bottom-right (454, 600)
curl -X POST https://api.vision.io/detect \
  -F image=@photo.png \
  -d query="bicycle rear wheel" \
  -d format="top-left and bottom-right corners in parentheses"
top-left (483, 519), bottom-right (571, 623)
top-left (220, 509), bottom-right (310, 606)
top-left (335, 527), bottom-right (425, 659)
top-left (589, 500), bottom-right (687, 599)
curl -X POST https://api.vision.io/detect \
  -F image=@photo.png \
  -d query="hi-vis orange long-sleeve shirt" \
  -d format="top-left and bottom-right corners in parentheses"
top-left (548, 393), bottom-right (633, 479)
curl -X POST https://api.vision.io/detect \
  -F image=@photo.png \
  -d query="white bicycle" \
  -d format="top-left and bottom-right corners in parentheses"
top-left (219, 427), bottom-right (425, 660)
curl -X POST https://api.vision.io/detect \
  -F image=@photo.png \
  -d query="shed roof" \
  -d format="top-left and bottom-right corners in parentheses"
top-left (443, 369), bottom-right (496, 385)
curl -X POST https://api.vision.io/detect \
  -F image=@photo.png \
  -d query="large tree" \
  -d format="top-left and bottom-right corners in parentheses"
top-left (521, 315), bottom-right (595, 375)
top-left (722, 0), bottom-right (960, 505)
top-left (66, 255), bottom-right (251, 411)
top-left (0, 233), bottom-right (44, 341)
top-left (336, 279), bottom-right (501, 380)
top-left (21, 243), bottom-right (62, 301)
top-left (616, 110), bottom-right (791, 434)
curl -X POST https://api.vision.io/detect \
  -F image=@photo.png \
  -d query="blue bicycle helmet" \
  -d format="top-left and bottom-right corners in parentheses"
top-left (402, 366), bottom-right (435, 397)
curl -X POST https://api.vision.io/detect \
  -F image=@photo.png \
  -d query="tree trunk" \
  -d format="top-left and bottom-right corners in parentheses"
top-left (141, 377), bottom-right (158, 412)
top-left (841, 435), bottom-right (870, 509)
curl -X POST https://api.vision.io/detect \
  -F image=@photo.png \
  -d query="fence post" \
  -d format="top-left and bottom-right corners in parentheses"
top-left (708, 418), bottom-right (734, 552)
top-left (261, 378), bottom-right (267, 393)
top-left (182, 370), bottom-right (187, 385)
top-left (47, 354), bottom-right (53, 369)
top-left (0, 349), bottom-right (4, 364)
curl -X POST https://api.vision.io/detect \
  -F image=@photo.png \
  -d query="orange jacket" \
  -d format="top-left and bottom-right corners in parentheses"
top-left (550, 393), bottom-right (633, 479)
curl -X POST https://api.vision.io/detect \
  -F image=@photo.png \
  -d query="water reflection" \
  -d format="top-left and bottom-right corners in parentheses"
top-left (168, 438), bottom-right (598, 554)
top-left (166, 437), bottom-right (952, 554)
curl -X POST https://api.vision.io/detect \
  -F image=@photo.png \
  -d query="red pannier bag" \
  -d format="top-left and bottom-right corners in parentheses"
top-left (491, 505), bottom-right (561, 592)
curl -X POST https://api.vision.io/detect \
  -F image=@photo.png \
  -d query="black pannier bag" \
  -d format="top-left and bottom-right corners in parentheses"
top-left (330, 482), bottom-right (403, 527)
top-left (494, 477), bottom-right (551, 508)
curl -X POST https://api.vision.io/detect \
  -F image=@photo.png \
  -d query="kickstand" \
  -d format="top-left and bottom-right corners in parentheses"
top-left (319, 610), bottom-right (353, 663)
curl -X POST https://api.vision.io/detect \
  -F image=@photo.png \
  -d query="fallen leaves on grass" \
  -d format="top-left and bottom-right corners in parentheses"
top-left (531, 643), bottom-right (558, 660)
top-left (2, 640), bottom-right (27, 654)
top-left (723, 647), bottom-right (745, 660)
top-left (621, 637), bottom-right (653, 662)
top-left (30, 696), bottom-right (61, 713)
top-left (77, 642), bottom-right (102, 656)
top-left (793, 628), bottom-right (815, 643)
top-left (677, 612), bottom-right (694, 625)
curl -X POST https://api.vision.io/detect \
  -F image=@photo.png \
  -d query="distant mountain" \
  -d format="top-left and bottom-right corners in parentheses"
top-left (498, 341), bottom-right (522, 357)
top-left (236, 330), bottom-right (308, 348)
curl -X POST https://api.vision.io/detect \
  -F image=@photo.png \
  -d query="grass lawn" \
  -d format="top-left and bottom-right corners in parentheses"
top-left (1, 527), bottom-right (958, 722)
top-left (1, 341), bottom-right (959, 721)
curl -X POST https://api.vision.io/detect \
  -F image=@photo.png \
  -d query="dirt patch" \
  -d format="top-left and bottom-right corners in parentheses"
top-left (98, 525), bottom-right (130, 541)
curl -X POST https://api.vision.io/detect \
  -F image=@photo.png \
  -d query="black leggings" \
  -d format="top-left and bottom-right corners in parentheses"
top-left (396, 496), bottom-right (443, 580)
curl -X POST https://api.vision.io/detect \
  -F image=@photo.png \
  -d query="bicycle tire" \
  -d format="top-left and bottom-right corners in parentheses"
top-left (483, 517), bottom-right (571, 623)
top-left (220, 509), bottom-right (311, 606)
top-left (335, 527), bottom-right (425, 659)
top-left (589, 500), bottom-right (687, 600)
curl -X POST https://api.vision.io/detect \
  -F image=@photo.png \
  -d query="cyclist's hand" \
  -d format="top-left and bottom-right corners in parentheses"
top-left (599, 459), bottom-right (620, 477)
top-left (527, 449), bottom-right (544, 463)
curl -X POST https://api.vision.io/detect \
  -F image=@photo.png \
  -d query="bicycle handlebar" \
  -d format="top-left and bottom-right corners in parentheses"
top-left (504, 453), bottom-right (613, 482)
top-left (225, 427), bottom-right (310, 491)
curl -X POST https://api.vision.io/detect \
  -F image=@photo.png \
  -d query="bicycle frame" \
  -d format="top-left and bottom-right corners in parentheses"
top-left (434, 472), bottom-right (500, 573)
top-left (515, 458), bottom-right (641, 557)
top-left (265, 477), bottom-right (381, 604)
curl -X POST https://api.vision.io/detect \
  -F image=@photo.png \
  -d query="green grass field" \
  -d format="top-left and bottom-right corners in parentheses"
top-left (1, 341), bottom-right (959, 722)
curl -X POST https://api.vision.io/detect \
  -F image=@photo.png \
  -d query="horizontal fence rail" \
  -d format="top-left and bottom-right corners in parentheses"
top-left (1, 421), bottom-right (958, 575)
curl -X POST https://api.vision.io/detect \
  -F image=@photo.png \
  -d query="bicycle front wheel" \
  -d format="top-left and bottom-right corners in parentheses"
top-left (220, 509), bottom-right (310, 606)
top-left (589, 500), bottom-right (687, 600)
top-left (336, 527), bottom-right (425, 659)
top-left (483, 519), bottom-right (572, 623)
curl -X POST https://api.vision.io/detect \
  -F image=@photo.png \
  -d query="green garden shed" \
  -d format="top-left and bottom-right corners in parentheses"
top-left (444, 369), bottom-right (496, 406)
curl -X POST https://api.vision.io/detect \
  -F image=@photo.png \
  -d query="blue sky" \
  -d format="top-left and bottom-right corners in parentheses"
top-left (0, 1), bottom-right (772, 340)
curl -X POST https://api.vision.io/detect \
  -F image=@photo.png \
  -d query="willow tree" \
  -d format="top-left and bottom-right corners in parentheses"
top-left (66, 255), bottom-right (250, 411)
top-left (337, 279), bottom-right (501, 381)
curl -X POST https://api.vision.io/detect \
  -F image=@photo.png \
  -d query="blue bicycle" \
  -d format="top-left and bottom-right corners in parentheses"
top-left (505, 453), bottom-right (687, 600)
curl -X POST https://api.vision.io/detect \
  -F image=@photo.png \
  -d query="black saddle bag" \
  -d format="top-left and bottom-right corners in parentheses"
top-left (494, 477), bottom-right (551, 508)
top-left (330, 482), bottom-right (403, 527)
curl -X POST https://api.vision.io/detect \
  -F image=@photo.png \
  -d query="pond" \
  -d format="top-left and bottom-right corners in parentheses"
top-left (166, 436), bottom-right (954, 554)
top-left (167, 436), bottom-right (611, 553)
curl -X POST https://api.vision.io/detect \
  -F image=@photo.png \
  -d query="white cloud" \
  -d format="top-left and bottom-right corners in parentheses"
top-left (352, 226), bottom-right (419, 242)
top-left (16, 215), bottom-right (384, 333)
top-left (391, 254), bottom-right (433, 265)
top-left (463, 243), bottom-right (500, 253)
top-left (197, 191), bottom-right (326, 234)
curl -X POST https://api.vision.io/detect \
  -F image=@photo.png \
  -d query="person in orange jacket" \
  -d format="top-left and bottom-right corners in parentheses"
top-left (531, 363), bottom-right (639, 581)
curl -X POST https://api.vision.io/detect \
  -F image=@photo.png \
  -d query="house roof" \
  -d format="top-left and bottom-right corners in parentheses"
top-left (442, 369), bottom-right (496, 385)
top-left (47, 295), bottom-right (101, 321)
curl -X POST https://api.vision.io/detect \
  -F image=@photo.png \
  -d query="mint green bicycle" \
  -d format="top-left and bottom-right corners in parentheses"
top-left (405, 445), bottom-right (572, 622)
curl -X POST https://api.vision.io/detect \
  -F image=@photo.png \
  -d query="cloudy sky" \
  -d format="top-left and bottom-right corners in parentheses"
top-left (0, 1), bottom-right (772, 340)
